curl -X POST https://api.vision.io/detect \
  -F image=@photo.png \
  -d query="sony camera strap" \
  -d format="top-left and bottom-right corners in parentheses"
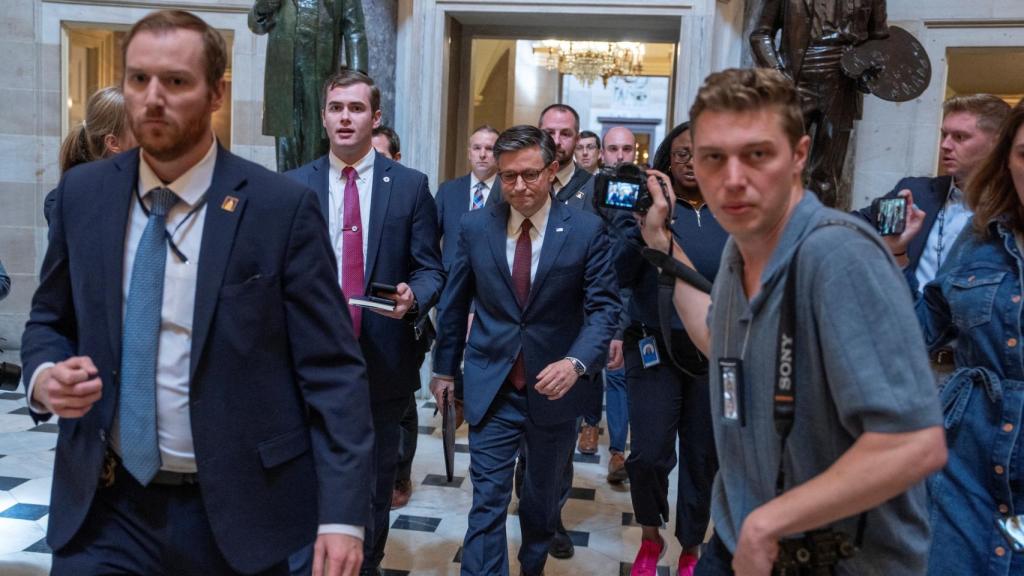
top-left (775, 219), bottom-right (869, 547)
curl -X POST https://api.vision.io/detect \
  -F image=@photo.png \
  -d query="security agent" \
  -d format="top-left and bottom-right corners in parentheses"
top-left (636, 68), bottom-right (946, 575)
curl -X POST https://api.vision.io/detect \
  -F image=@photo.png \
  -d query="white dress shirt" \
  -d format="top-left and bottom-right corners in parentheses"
top-left (31, 140), bottom-right (362, 539)
top-left (328, 148), bottom-right (375, 285)
top-left (469, 173), bottom-right (497, 209)
top-left (552, 161), bottom-right (577, 194)
top-left (506, 195), bottom-right (551, 282)
top-left (915, 180), bottom-right (972, 289)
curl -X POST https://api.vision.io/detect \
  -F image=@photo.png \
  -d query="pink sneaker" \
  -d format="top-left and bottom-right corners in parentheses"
top-left (630, 537), bottom-right (665, 576)
top-left (678, 551), bottom-right (699, 576)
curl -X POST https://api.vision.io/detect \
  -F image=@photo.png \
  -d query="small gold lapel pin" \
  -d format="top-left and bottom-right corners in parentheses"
top-left (221, 196), bottom-right (239, 212)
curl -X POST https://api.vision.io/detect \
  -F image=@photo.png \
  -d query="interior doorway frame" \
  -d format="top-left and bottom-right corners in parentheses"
top-left (395, 0), bottom-right (723, 185)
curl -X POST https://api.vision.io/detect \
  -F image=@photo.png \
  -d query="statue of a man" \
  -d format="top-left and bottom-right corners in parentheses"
top-left (250, 0), bottom-right (369, 172)
top-left (750, 0), bottom-right (888, 208)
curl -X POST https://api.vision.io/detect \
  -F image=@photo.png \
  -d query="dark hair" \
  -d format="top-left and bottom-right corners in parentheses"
top-left (373, 126), bottom-right (401, 157)
top-left (944, 94), bottom-right (1012, 135)
top-left (578, 130), bottom-right (601, 149)
top-left (652, 121), bottom-right (691, 175)
top-left (690, 68), bottom-right (804, 148)
top-left (59, 86), bottom-right (129, 173)
top-left (493, 125), bottom-right (557, 166)
top-left (967, 99), bottom-right (1024, 235)
top-left (122, 10), bottom-right (227, 90)
top-left (471, 124), bottom-right (500, 138)
top-left (322, 68), bottom-right (381, 113)
top-left (539, 104), bottom-right (580, 133)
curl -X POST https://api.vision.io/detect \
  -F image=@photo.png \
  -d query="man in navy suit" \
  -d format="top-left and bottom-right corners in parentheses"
top-left (436, 125), bottom-right (502, 271)
top-left (430, 125), bottom-right (620, 576)
top-left (857, 94), bottom-right (1010, 296)
top-left (286, 69), bottom-right (444, 576)
top-left (21, 11), bottom-right (372, 576)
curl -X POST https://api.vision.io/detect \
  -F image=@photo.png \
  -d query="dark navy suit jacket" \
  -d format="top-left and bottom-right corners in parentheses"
top-left (856, 175), bottom-right (952, 293)
top-left (433, 200), bottom-right (620, 426)
top-left (286, 153), bottom-right (445, 405)
top-left (554, 163), bottom-right (593, 207)
top-left (21, 147), bottom-right (374, 574)
top-left (436, 173), bottom-right (501, 271)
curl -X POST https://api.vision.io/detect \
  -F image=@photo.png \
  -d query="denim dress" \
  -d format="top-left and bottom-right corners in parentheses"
top-left (917, 221), bottom-right (1024, 575)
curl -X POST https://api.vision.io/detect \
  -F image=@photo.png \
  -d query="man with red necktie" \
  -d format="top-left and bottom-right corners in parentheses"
top-left (430, 125), bottom-right (620, 576)
top-left (287, 69), bottom-right (444, 576)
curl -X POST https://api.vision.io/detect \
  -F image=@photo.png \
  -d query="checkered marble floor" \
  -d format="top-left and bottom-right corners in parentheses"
top-left (0, 387), bottom-right (684, 575)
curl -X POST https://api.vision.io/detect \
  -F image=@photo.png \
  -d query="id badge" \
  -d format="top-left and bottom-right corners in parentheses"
top-left (639, 336), bottom-right (660, 368)
top-left (718, 358), bottom-right (745, 425)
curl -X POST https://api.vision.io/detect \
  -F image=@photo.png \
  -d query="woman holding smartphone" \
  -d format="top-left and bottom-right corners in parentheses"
top-left (916, 100), bottom-right (1024, 575)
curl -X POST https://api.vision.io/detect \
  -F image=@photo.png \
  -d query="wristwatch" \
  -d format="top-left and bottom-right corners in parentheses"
top-left (566, 357), bottom-right (586, 376)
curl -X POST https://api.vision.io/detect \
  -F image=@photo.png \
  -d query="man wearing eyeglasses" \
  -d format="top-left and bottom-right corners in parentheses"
top-left (574, 131), bottom-right (601, 175)
top-left (430, 125), bottom-right (620, 576)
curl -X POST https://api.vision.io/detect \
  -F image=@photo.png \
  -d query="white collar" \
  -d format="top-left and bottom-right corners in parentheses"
top-left (138, 137), bottom-right (217, 207)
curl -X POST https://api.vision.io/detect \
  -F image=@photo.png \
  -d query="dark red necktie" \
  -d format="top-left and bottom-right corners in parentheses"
top-left (509, 219), bottom-right (532, 390)
top-left (341, 166), bottom-right (364, 338)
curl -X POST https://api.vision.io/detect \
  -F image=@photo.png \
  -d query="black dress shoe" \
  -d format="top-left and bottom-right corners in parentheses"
top-left (548, 527), bottom-right (575, 559)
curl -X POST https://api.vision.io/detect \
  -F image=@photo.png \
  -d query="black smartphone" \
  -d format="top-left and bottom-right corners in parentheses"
top-left (872, 197), bottom-right (907, 236)
top-left (370, 282), bottom-right (398, 296)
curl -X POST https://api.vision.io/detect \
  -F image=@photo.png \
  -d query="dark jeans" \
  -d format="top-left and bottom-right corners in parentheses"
top-left (395, 393), bottom-right (418, 484)
top-left (624, 327), bottom-right (717, 548)
top-left (694, 534), bottom-right (734, 576)
top-left (54, 471), bottom-right (287, 576)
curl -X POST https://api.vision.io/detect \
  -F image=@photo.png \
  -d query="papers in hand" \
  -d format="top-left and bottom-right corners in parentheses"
top-left (348, 295), bottom-right (397, 312)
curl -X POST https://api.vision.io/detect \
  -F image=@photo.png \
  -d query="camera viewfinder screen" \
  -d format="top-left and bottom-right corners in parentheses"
top-left (605, 181), bottom-right (640, 209)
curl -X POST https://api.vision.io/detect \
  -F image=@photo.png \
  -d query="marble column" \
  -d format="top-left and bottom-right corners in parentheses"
top-left (363, 0), bottom-right (399, 130)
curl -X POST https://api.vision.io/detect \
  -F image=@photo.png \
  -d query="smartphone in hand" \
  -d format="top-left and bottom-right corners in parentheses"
top-left (872, 197), bottom-right (907, 237)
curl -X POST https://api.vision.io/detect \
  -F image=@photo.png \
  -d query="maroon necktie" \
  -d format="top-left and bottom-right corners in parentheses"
top-left (509, 219), bottom-right (532, 390)
top-left (341, 166), bottom-right (364, 338)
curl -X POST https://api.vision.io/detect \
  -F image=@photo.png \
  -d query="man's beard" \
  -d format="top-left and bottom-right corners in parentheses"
top-left (133, 108), bottom-right (212, 163)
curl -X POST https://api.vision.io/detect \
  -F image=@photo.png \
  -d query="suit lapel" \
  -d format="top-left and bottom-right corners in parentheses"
top-left (308, 156), bottom-right (330, 219)
top-left (528, 200), bottom-right (571, 309)
top-left (190, 147), bottom-right (248, 379)
top-left (364, 154), bottom-right (392, 290)
top-left (487, 202), bottom-right (516, 299)
top-left (486, 179), bottom-right (502, 206)
top-left (103, 152), bottom-right (139, 362)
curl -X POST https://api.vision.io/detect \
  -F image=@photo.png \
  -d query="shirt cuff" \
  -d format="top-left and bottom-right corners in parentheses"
top-left (26, 362), bottom-right (55, 414)
top-left (431, 373), bottom-right (455, 381)
top-left (317, 524), bottom-right (364, 541)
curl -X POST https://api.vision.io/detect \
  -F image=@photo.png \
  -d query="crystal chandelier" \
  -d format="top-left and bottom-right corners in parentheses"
top-left (533, 40), bottom-right (645, 87)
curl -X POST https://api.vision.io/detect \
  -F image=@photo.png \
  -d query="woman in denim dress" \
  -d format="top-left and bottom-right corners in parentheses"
top-left (917, 100), bottom-right (1024, 575)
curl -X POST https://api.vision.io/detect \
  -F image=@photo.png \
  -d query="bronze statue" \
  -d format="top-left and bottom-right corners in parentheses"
top-left (750, 0), bottom-right (889, 208)
top-left (249, 0), bottom-right (369, 172)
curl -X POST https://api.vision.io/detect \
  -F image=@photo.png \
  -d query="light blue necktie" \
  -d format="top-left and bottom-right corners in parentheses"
top-left (471, 181), bottom-right (486, 210)
top-left (119, 187), bottom-right (179, 485)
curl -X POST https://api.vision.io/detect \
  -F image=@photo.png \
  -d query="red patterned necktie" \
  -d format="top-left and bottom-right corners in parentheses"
top-left (341, 166), bottom-right (364, 338)
top-left (509, 218), bottom-right (532, 390)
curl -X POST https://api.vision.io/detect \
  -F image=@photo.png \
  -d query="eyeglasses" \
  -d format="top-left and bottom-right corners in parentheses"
top-left (499, 168), bottom-right (547, 185)
top-left (671, 149), bottom-right (693, 163)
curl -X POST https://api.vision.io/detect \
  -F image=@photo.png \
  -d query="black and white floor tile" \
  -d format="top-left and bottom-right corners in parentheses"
top-left (0, 385), bottom-right (684, 575)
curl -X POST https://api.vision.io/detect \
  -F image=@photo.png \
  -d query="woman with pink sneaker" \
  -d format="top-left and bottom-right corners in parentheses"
top-left (613, 121), bottom-right (727, 576)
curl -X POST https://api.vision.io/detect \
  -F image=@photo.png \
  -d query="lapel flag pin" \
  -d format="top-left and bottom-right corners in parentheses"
top-left (556, 227), bottom-right (564, 232)
top-left (383, 176), bottom-right (391, 183)
top-left (221, 196), bottom-right (239, 212)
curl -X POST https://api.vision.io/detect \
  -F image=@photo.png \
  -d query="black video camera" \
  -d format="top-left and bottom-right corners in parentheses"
top-left (0, 338), bottom-right (21, 392)
top-left (773, 529), bottom-right (856, 576)
top-left (594, 163), bottom-right (653, 214)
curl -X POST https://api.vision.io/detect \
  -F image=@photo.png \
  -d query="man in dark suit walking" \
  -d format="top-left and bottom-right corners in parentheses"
top-left (436, 125), bottom-right (502, 271)
top-left (430, 125), bottom-right (620, 576)
top-left (286, 69), bottom-right (444, 576)
top-left (21, 11), bottom-right (372, 576)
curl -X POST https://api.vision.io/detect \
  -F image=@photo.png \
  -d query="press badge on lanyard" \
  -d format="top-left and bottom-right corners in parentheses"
top-left (639, 326), bottom-right (660, 368)
top-left (718, 358), bottom-right (745, 425)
